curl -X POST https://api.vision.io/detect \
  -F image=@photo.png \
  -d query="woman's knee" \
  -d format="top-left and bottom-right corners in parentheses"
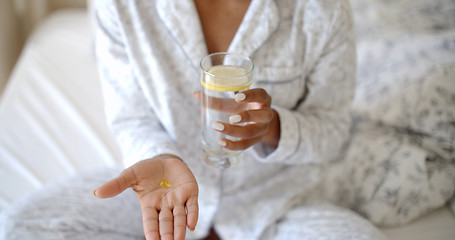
top-left (273, 203), bottom-right (387, 240)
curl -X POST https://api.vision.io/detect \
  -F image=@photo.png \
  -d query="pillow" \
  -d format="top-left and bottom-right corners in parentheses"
top-left (350, 0), bottom-right (455, 39)
top-left (322, 0), bottom-right (455, 226)
top-left (324, 122), bottom-right (455, 227)
top-left (354, 64), bottom-right (455, 163)
top-left (353, 32), bottom-right (455, 128)
top-left (324, 64), bottom-right (455, 226)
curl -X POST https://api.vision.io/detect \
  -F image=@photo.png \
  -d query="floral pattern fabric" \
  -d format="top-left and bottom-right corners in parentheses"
top-left (324, 0), bottom-right (455, 226)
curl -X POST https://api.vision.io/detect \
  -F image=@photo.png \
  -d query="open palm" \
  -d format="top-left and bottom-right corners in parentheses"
top-left (94, 155), bottom-right (198, 240)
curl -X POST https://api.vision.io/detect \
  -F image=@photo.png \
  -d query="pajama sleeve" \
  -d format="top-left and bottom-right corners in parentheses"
top-left (252, 1), bottom-right (356, 165)
top-left (94, 2), bottom-right (181, 167)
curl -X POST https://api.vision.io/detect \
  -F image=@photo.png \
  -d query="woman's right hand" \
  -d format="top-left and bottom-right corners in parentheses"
top-left (94, 155), bottom-right (199, 240)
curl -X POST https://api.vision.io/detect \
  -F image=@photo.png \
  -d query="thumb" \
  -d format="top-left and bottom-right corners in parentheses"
top-left (94, 168), bottom-right (137, 198)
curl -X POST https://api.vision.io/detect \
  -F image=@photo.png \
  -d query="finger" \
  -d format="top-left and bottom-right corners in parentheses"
top-left (159, 206), bottom-right (174, 240)
top-left (193, 91), bottom-right (201, 101)
top-left (221, 136), bottom-right (263, 151)
top-left (234, 88), bottom-right (271, 107)
top-left (213, 121), bottom-right (268, 139)
top-left (229, 109), bottom-right (274, 124)
top-left (142, 206), bottom-right (160, 240)
top-left (94, 168), bottom-right (138, 198)
top-left (173, 205), bottom-right (187, 240)
top-left (186, 194), bottom-right (199, 231)
top-left (201, 93), bottom-right (247, 113)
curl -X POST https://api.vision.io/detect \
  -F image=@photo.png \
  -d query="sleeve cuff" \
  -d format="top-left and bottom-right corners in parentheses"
top-left (251, 105), bottom-right (300, 163)
top-left (123, 144), bottom-right (182, 168)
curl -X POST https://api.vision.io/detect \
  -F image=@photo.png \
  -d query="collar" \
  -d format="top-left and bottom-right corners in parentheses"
top-left (156, 0), bottom-right (279, 69)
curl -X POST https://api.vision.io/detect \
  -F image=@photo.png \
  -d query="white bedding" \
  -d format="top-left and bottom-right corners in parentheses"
top-left (0, 10), bottom-right (122, 211)
top-left (382, 205), bottom-right (455, 240)
top-left (0, 7), bottom-right (454, 240)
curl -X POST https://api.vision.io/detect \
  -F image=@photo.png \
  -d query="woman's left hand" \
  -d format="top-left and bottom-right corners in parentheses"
top-left (195, 88), bottom-right (280, 150)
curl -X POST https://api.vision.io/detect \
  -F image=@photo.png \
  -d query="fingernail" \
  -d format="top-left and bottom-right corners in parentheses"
top-left (93, 189), bottom-right (98, 197)
top-left (234, 93), bottom-right (246, 102)
top-left (212, 122), bottom-right (224, 131)
top-left (229, 114), bottom-right (242, 124)
top-left (217, 139), bottom-right (227, 147)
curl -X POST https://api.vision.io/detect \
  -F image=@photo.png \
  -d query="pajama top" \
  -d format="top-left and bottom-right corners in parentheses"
top-left (94, 0), bottom-right (356, 239)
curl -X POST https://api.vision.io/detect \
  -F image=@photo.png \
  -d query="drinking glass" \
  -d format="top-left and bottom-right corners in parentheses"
top-left (200, 52), bottom-right (254, 168)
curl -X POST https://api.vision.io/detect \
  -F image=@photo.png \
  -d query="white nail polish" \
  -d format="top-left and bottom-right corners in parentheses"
top-left (229, 115), bottom-right (242, 124)
top-left (212, 122), bottom-right (224, 131)
top-left (234, 93), bottom-right (246, 102)
top-left (217, 139), bottom-right (227, 147)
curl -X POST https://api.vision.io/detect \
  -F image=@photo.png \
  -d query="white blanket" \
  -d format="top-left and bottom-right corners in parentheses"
top-left (0, 10), bottom-right (122, 212)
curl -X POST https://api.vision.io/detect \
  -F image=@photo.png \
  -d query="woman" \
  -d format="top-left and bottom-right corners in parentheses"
top-left (1, 0), bottom-right (386, 239)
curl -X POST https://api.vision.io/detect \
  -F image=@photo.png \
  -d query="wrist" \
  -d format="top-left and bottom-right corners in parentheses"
top-left (262, 109), bottom-right (280, 148)
top-left (153, 153), bottom-right (182, 161)
top-left (151, 153), bottom-right (185, 166)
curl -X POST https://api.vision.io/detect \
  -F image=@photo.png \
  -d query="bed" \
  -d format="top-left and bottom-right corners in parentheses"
top-left (0, 2), bottom-right (454, 239)
top-left (0, 9), bottom-right (122, 210)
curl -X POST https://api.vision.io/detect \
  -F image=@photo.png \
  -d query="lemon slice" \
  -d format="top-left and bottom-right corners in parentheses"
top-left (201, 65), bottom-right (252, 92)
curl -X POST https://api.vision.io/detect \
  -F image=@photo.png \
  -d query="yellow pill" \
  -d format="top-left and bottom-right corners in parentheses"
top-left (160, 178), bottom-right (171, 188)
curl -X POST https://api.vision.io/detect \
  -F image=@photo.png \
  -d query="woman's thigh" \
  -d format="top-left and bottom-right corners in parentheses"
top-left (265, 203), bottom-right (386, 240)
top-left (0, 167), bottom-right (144, 240)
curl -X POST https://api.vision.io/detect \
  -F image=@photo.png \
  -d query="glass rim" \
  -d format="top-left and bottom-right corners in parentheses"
top-left (200, 52), bottom-right (254, 79)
